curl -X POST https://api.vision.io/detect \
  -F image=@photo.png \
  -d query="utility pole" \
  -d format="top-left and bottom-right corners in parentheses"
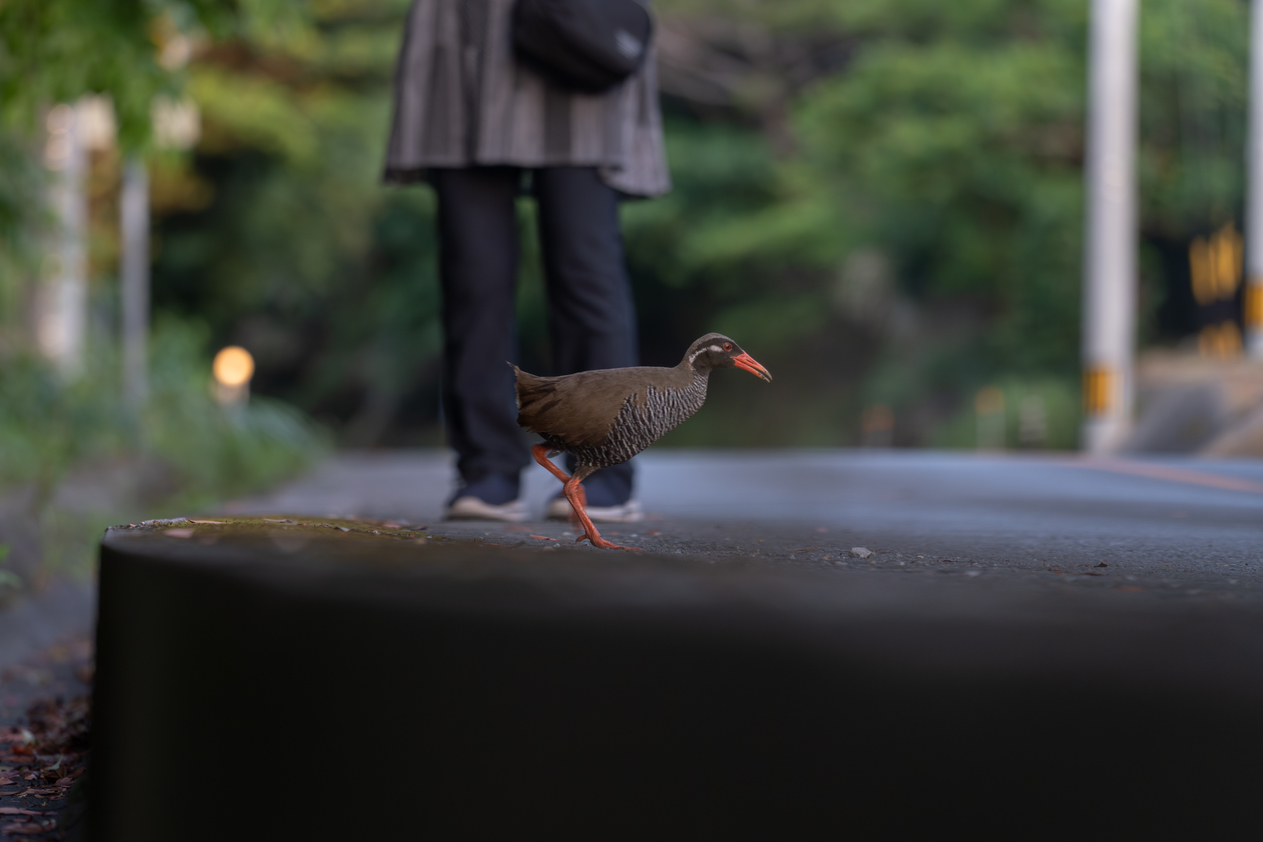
top-left (1081, 0), bottom-right (1140, 454)
top-left (120, 157), bottom-right (150, 410)
top-left (1247, 0), bottom-right (1263, 357)
top-left (36, 103), bottom-right (89, 379)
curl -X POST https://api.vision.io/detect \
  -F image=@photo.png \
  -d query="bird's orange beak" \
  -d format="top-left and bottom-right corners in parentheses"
top-left (732, 352), bottom-right (772, 382)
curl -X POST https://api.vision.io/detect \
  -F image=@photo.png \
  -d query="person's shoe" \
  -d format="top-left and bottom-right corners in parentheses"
top-left (444, 473), bottom-right (527, 522)
top-left (545, 496), bottom-right (643, 523)
top-left (447, 496), bottom-right (529, 522)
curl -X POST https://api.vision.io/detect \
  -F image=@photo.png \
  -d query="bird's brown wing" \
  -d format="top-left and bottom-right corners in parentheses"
top-left (514, 366), bottom-right (661, 449)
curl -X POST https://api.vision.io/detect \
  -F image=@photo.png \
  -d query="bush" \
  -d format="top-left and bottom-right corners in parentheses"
top-left (0, 318), bottom-right (328, 591)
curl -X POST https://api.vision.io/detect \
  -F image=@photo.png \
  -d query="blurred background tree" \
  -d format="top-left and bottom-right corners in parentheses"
top-left (0, 0), bottom-right (326, 591)
top-left (131, 0), bottom-right (1250, 454)
top-left (0, 0), bottom-right (1252, 482)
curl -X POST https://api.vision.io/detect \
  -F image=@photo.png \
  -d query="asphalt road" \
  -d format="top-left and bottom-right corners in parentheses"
top-left (233, 448), bottom-right (1263, 602)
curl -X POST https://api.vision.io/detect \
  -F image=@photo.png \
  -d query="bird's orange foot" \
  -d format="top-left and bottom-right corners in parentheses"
top-left (576, 532), bottom-right (642, 551)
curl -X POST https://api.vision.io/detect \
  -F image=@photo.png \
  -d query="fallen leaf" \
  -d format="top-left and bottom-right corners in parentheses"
top-left (789, 547), bottom-right (818, 553)
top-left (529, 534), bottom-right (558, 542)
top-left (3, 820), bottom-right (56, 834)
top-left (0, 808), bottom-right (53, 816)
top-left (646, 530), bottom-right (661, 536)
top-left (54, 777), bottom-right (73, 787)
top-left (0, 776), bottom-right (14, 785)
top-left (164, 528), bottom-right (194, 539)
top-left (4, 823), bottom-right (45, 833)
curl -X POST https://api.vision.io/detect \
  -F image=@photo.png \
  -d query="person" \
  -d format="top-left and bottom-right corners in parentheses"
top-left (384, 0), bottom-right (670, 522)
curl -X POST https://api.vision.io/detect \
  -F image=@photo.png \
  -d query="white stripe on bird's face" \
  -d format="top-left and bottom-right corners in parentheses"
top-left (688, 344), bottom-right (725, 366)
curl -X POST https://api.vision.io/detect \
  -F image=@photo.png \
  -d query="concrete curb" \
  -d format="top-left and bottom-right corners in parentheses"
top-left (90, 519), bottom-right (1263, 840)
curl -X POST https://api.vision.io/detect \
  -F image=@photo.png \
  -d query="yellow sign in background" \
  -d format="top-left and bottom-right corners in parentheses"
top-left (1188, 222), bottom-right (1244, 357)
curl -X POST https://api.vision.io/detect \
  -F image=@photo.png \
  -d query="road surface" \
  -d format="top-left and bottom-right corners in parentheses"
top-left (235, 448), bottom-right (1263, 602)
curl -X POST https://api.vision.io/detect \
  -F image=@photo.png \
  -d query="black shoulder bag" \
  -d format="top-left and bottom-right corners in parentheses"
top-left (512, 0), bottom-right (653, 94)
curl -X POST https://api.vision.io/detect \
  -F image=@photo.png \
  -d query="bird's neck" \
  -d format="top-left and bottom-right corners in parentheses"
top-left (677, 359), bottom-right (711, 382)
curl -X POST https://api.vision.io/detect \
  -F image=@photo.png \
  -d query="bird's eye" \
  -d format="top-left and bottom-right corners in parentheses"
top-left (723, 342), bottom-right (732, 351)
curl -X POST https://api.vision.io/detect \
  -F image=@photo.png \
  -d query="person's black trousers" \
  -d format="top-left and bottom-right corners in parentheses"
top-left (431, 166), bottom-right (638, 502)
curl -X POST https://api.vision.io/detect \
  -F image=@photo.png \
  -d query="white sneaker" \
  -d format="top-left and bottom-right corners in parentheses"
top-left (445, 496), bottom-right (529, 523)
top-left (545, 496), bottom-right (644, 523)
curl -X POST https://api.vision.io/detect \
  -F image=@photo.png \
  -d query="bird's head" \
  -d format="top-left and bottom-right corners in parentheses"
top-left (685, 333), bottom-right (772, 382)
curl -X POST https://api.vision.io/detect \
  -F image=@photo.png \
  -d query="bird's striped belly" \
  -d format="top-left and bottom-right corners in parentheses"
top-left (565, 378), bottom-right (708, 468)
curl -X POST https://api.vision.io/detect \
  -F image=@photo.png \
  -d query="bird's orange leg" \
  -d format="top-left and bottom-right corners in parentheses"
top-left (532, 444), bottom-right (586, 527)
top-left (532, 444), bottom-right (637, 550)
top-left (563, 473), bottom-right (639, 551)
top-left (532, 444), bottom-right (571, 483)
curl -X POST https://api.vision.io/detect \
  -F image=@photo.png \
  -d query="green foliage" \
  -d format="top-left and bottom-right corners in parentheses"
top-left (3, 0), bottom-right (1252, 458)
top-left (793, 18), bottom-right (1089, 422)
top-left (141, 320), bottom-right (330, 499)
top-left (645, 0), bottom-right (1247, 445)
top-left (144, 1), bottom-right (432, 441)
top-left (0, 320), bottom-right (328, 583)
top-left (0, 320), bottom-right (326, 499)
top-left (0, 0), bottom-right (303, 147)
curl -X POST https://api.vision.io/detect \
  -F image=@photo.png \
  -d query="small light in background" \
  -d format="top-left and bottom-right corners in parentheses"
top-left (213, 346), bottom-right (254, 406)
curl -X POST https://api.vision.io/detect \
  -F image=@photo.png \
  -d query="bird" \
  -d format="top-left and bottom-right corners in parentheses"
top-left (513, 333), bottom-right (772, 550)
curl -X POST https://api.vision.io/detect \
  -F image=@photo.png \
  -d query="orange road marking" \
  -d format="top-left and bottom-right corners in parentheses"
top-left (1075, 458), bottom-right (1263, 495)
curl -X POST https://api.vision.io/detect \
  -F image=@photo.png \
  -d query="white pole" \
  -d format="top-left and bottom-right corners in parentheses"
top-left (36, 102), bottom-right (89, 379)
top-left (1247, 0), bottom-right (1263, 357)
top-left (120, 156), bottom-right (150, 409)
top-left (1081, 0), bottom-right (1140, 454)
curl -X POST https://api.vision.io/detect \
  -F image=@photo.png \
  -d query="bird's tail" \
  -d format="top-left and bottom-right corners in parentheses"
top-left (509, 363), bottom-right (559, 428)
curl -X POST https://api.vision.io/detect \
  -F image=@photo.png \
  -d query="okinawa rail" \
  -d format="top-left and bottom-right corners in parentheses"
top-left (513, 333), bottom-right (772, 550)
